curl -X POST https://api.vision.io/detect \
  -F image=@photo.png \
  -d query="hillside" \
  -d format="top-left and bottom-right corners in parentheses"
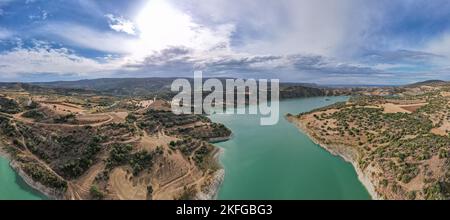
top-left (288, 84), bottom-right (450, 200)
top-left (0, 88), bottom-right (231, 200)
top-left (405, 80), bottom-right (448, 88)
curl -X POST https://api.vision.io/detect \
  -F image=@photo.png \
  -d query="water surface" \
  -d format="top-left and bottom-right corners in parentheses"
top-left (211, 97), bottom-right (371, 200)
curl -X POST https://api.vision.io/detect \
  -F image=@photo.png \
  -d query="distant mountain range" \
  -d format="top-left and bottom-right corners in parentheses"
top-left (2, 78), bottom-right (447, 99)
top-left (27, 78), bottom-right (343, 98)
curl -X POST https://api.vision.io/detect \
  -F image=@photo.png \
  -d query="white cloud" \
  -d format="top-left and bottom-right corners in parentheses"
top-left (0, 43), bottom-right (122, 78)
top-left (42, 9), bottom-right (48, 20)
top-left (105, 14), bottom-right (136, 35)
top-left (41, 23), bottom-right (136, 54)
top-left (425, 33), bottom-right (450, 57)
top-left (0, 27), bottom-right (12, 39)
top-left (129, 0), bottom-right (235, 59)
top-left (178, 0), bottom-right (374, 57)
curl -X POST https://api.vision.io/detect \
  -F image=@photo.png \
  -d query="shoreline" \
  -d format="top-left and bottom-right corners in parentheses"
top-left (0, 145), bottom-right (13, 161)
top-left (10, 161), bottom-right (62, 200)
top-left (0, 146), bottom-right (58, 200)
top-left (198, 133), bottom-right (233, 200)
top-left (196, 147), bottom-right (226, 200)
top-left (287, 116), bottom-right (381, 200)
top-left (209, 135), bottom-right (232, 144)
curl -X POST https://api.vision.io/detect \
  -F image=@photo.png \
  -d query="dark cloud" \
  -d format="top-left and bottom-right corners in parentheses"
top-left (361, 50), bottom-right (445, 64)
top-left (123, 47), bottom-right (282, 78)
top-left (203, 55), bottom-right (281, 71)
top-left (289, 54), bottom-right (384, 77)
top-left (119, 47), bottom-right (401, 83)
top-left (124, 47), bottom-right (192, 69)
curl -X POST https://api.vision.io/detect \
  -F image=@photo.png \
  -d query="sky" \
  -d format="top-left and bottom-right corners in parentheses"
top-left (1, 0), bottom-right (450, 84)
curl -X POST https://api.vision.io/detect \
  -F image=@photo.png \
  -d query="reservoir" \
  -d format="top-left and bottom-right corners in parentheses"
top-left (211, 97), bottom-right (371, 200)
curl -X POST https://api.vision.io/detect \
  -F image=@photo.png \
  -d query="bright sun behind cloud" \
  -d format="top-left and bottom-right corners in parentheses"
top-left (131, 0), bottom-right (234, 59)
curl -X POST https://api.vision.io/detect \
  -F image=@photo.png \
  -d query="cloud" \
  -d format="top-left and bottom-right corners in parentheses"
top-left (0, 28), bottom-right (12, 39)
top-left (3, 0), bottom-right (450, 84)
top-left (120, 44), bottom-right (395, 82)
top-left (361, 50), bottom-right (445, 64)
top-left (28, 9), bottom-right (48, 21)
top-left (37, 0), bottom-right (235, 59)
top-left (288, 55), bottom-right (385, 77)
top-left (0, 42), bottom-right (121, 80)
top-left (129, 0), bottom-right (235, 59)
top-left (40, 23), bottom-right (136, 54)
top-left (176, 0), bottom-right (375, 57)
top-left (120, 45), bottom-right (283, 78)
top-left (105, 14), bottom-right (136, 35)
top-left (424, 33), bottom-right (450, 58)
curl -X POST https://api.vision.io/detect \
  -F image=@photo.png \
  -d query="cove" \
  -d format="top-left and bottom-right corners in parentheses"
top-left (0, 156), bottom-right (46, 200)
top-left (210, 97), bottom-right (371, 200)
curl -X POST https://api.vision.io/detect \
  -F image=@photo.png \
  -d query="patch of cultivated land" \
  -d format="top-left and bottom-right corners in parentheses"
top-left (289, 87), bottom-right (450, 200)
top-left (0, 90), bottom-right (231, 200)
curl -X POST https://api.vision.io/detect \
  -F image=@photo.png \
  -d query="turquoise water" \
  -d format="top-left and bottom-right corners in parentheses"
top-left (211, 97), bottom-right (371, 200)
top-left (0, 156), bottom-right (46, 200)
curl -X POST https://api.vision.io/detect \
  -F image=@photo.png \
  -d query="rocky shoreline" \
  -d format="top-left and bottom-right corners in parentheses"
top-left (0, 146), bottom-right (59, 200)
top-left (196, 134), bottom-right (233, 200)
top-left (287, 116), bottom-right (382, 200)
top-left (196, 169), bottom-right (225, 200)
top-left (9, 161), bottom-right (63, 200)
top-left (195, 136), bottom-right (232, 200)
top-left (196, 146), bottom-right (226, 200)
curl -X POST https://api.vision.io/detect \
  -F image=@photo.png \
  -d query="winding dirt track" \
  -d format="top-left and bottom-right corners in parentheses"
top-left (13, 112), bottom-right (114, 128)
top-left (153, 168), bottom-right (193, 199)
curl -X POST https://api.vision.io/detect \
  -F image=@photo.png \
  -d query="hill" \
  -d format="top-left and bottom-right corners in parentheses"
top-left (406, 80), bottom-right (448, 88)
top-left (31, 78), bottom-right (349, 99)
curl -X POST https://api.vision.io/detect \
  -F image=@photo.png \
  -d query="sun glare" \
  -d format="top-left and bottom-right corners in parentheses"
top-left (130, 0), bottom-right (231, 60)
top-left (132, 0), bottom-right (196, 57)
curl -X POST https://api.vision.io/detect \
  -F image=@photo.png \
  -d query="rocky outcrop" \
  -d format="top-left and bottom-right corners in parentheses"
top-left (195, 169), bottom-right (225, 200)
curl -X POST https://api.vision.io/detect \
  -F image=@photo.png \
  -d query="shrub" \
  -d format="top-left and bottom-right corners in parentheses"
top-left (90, 185), bottom-right (105, 200)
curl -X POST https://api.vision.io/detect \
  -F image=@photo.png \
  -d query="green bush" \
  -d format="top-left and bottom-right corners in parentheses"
top-left (90, 185), bottom-right (105, 200)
